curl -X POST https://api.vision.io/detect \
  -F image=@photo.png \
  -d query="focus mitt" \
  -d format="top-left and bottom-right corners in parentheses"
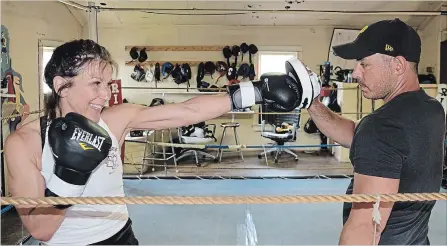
top-left (285, 58), bottom-right (321, 109)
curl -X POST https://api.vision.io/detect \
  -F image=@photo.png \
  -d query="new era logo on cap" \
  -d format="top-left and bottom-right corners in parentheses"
top-left (385, 44), bottom-right (394, 52)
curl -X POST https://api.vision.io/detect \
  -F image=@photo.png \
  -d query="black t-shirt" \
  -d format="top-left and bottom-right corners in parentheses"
top-left (344, 89), bottom-right (446, 245)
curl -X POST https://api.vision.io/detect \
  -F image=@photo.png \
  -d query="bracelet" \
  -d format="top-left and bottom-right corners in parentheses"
top-left (45, 188), bottom-right (73, 210)
top-left (53, 204), bottom-right (72, 210)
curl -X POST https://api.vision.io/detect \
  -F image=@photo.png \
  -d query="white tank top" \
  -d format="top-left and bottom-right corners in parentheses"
top-left (40, 118), bottom-right (129, 245)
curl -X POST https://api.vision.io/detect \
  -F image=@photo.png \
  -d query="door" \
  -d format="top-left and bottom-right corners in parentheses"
top-left (441, 40), bottom-right (447, 84)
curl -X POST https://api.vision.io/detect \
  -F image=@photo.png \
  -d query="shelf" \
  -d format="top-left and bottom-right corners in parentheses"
top-left (125, 45), bottom-right (226, 52)
top-left (125, 60), bottom-right (226, 67)
top-left (132, 91), bottom-right (225, 95)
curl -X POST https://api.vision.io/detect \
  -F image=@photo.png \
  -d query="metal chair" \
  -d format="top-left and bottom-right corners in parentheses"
top-left (217, 122), bottom-right (244, 162)
top-left (176, 124), bottom-right (217, 166)
top-left (257, 106), bottom-right (301, 163)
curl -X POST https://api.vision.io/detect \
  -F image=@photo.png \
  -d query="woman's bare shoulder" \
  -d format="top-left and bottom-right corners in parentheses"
top-left (4, 118), bottom-right (42, 165)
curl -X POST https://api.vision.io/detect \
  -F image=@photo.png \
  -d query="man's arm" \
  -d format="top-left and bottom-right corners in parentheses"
top-left (339, 173), bottom-right (399, 245)
top-left (339, 117), bottom-right (408, 245)
top-left (307, 99), bottom-right (356, 148)
top-left (103, 94), bottom-right (231, 132)
top-left (4, 133), bottom-right (67, 242)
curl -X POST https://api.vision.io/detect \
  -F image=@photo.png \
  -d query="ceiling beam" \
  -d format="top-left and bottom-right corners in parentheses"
top-left (416, 2), bottom-right (446, 31)
top-left (57, 0), bottom-right (89, 10)
top-left (96, 7), bottom-right (443, 16)
top-left (58, 1), bottom-right (446, 16)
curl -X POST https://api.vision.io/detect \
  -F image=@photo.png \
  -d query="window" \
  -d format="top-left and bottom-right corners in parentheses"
top-left (41, 46), bottom-right (55, 94)
top-left (258, 51), bottom-right (299, 75)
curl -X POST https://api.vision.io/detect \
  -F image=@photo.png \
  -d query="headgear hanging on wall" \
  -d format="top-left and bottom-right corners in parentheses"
top-left (154, 63), bottom-right (161, 82)
top-left (129, 47), bottom-right (139, 60)
top-left (131, 64), bottom-right (146, 82)
top-left (129, 47), bottom-right (148, 63)
top-left (145, 65), bottom-right (154, 82)
top-left (196, 62), bottom-right (205, 83)
top-left (138, 48), bottom-right (147, 63)
top-left (248, 44), bottom-right (258, 64)
top-left (171, 64), bottom-right (182, 84)
top-left (240, 43), bottom-right (249, 62)
top-left (172, 63), bottom-right (192, 85)
top-left (237, 63), bottom-right (250, 80)
top-left (215, 61), bottom-right (228, 82)
top-left (162, 62), bottom-right (174, 79)
top-left (223, 46), bottom-right (232, 65)
top-left (204, 61), bottom-right (216, 78)
top-left (232, 45), bottom-right (241, 65)
top-left (182, 63), bottom-right (192, 80)
top-left (249, 63), bottom-right (256, 80)
top-left (227, 62), bottom-right (237, 81)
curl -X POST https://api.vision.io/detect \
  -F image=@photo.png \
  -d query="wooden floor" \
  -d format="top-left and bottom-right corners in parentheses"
top-left (123, 150), bottom-right (353, 178)
top-left (1, 208), bottom-right (30, 245)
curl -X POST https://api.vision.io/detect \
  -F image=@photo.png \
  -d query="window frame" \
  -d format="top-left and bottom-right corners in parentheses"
top-left (252, 46), bottom-right (303, 126)
top-left (38, 39), bottom-right (63, 113)
top-left (255, 46), bottom-right (303, 77)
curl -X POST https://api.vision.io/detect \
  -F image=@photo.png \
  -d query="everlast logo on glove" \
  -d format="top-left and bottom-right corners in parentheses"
top-left (47, 112), bottom-right (113, 198)
top-left (71, 127), bottom-right (107, 151)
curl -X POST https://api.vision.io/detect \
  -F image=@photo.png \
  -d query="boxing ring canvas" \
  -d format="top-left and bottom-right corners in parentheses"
top-left (24, 178), bottom-right (447, 245)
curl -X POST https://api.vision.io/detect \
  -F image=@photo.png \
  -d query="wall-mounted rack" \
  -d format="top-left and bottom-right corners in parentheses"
top-left (124, 45), bottom-right (226, 52)
top-left (125, 60), bottom-right (225, 67)
top-left (124, 45), bottom-right (229, 66)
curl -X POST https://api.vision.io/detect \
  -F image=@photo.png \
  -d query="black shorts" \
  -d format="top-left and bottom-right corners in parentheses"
top-left (90, 218), bottom-right (139, 245)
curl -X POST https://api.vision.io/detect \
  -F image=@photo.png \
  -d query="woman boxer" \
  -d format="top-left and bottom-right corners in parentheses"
top-left (4, 39), bottom-right (304, 245)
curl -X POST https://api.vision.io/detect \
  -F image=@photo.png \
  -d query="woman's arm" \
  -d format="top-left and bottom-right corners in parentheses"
top-left (4, 132), bottom-right (66, 242)
top-left (103, 94), bottom-right (232, 132)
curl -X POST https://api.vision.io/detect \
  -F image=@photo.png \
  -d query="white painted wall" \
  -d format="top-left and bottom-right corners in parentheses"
top-left (419, 15), bottom-right (444, 82)
top-left (1, 1), bottom-right (83, 124)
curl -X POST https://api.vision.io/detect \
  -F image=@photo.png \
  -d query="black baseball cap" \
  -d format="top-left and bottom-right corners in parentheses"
top-left (332, 18), bottom-right (421, 63)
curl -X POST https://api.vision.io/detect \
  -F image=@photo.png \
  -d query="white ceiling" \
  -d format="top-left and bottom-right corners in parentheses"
top-left (63, 1), bottom-right (446, 29)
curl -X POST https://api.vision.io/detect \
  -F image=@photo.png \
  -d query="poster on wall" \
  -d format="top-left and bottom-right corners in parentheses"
top-left (108, 79), bottom-right (125, 161)
top-left (327, 28), bottom-right (361, 72)
top-left (109, 79), bottom-right (123, 106)
top-left (1, 25), bottom-right (30, 134)
top-left (1, 25), bottom-right (30, 196)
top-left (436, 84), bottom-right (447, 114)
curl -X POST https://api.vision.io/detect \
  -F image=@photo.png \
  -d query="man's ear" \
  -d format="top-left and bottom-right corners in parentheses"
top-left (394, 56), bottom-right (406, 76)
top-left (52, 76), bottom-right (69, 97)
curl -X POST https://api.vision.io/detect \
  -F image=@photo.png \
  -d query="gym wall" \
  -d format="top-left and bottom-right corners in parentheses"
top-left (1, 0), bottom-right (82, 195)
top-left (419, 15), bottom-right (445, 83)
top-left (98, 25), bottom-right (333, 105)
top-left (97, 25), bottom-right (333, 147)
top-left (1, 1), bottom-right (83, 125)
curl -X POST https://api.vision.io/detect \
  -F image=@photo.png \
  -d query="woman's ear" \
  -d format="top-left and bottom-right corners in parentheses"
top-left (52, 76), bottom-right (69, 97)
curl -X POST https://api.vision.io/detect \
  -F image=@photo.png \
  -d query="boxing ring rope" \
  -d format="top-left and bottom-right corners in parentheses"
top-left (126, 141), bottom-right (447, 150)
top-left (1, 192), bottom-right (446, 206)
top-left (0, 109), bottom-right (387, 121)
top-left (120, 86), bottom-right (354, 91)
top-left (1, 109), bottom-right (43, 122)
top-left (1, 85), bottom-right (440, 121)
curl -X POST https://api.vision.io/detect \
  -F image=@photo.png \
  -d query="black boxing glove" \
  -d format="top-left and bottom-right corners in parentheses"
top-left (45, 112), bottom-right (112, 198)
top-left (227, 72), bottom-right (302, 112)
